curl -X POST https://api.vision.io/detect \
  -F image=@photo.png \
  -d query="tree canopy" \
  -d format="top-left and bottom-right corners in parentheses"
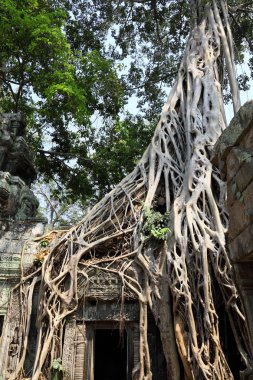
top-left (0, 0), bottom-right (253, 205)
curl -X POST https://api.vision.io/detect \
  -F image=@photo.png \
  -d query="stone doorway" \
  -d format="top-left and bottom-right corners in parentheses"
top-left (86, 322), bottom-right (138, 380)
top-left (94, 328), bottom-right (127, 380)
top-left (62, 319), bottom-right (139, 380)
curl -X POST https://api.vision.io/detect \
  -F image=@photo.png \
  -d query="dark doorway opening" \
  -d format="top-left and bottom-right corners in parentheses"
top-left (94, 329), bottom-right (127, 380)
top-left (0, 315), bottom-right (4, 337)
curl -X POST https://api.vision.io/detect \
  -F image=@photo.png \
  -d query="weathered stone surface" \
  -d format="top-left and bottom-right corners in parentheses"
top-left (0, 113), bottom-right (39, 220)
top-left (228, 180), bottom-right (253, 240)
top-left (226, 147), bottom-right (246, 183)
top-left (243, 181), bottom-right (253, 213)
top-left (77, 301), bottom-right (139, 321)
top-left (213, 103), bottom-right (253, 256)
top-left (228, 200), bottom-right (251, 240)
top-left (229, 223), bottom-right (253, 262)
top-left (227, 182), bottom-right (236, 208)
top-left (0, 113), bottom-right (36, 185)
top-left (212, 100), bottom-right (253, 168)
top-left (234, 158), bottom-right (253, 193)
top-left (0, 220), bottom-right (46, 314)
top-left (5, 137), bottom-right (37, 185)
top-left (0, 173), bottom-right (23, 217)
top-left (240, 124), bottom-right (253, 150)
top-left (213, 104), bottom-right (253, 363)
top-left (233, 262), bottom-right (253, 360)
top-left (0, 114), bottom-right (24, 168)
top-left (62, 318), bottom-right (77, 380)
top-left (82, 268), bottom-right (136, 300)
top-left (0, 172), bottom-right (39, 219)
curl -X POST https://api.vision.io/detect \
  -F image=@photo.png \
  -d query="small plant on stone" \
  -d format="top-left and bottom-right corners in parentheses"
top-left (33, 240), bottom-right (50, 267)
top-left (51, 358), bottom-right (64, 380)
top-left (142, 207), bottom-right (170, 242)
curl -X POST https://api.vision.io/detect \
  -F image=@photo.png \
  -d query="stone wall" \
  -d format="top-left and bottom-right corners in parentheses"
top-left (212, 100), bottom-right (253, 366)
top-left (0, 220), bottom-right (46, 315)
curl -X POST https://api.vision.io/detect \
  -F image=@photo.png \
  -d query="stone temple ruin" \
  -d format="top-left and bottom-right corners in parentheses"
top-left (0, 5), bottom-right (253, 376)
top-left (60, 269), bottom-right (167, 380)
top-left (0, 114), bottom-right (168, 379)
top-left (0, 114), bottom-right (46, 348)
top-left (0, 101), bottom-right (253, 379)
top-left (2, 4), bottom-right (253, 374)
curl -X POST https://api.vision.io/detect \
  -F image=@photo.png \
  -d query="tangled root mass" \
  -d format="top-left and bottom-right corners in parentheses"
top-left (1, 1), bottom-right (252, 379)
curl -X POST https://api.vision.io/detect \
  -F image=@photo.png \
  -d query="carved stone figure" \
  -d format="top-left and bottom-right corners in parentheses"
top-left (0, 172), bottom-right (22, 218)
top-left (0, 114), bottom-right (36, 185)
top-left (0, 114), bottom-right (38, 220)
top-left (16, 187), bottom-right (39, 220)
top-left (5, 136), bottom-right (36, 185)
top-left (0, 172), bottom-right (38, 219)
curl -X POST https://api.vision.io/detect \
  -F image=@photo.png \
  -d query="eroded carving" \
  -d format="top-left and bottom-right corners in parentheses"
top-left (0, 172), bottom-right (38, 219)
top-left (0, 113), bottom-right (38, 220)
top-left (62, 319), bottom-right (77, 380)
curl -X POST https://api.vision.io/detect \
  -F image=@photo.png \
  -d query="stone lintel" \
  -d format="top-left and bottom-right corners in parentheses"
top-left (229, 223), bottom-right (253, 263)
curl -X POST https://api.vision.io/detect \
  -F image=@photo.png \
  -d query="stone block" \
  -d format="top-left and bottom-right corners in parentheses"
top-left (233, 262), bottom-right (253, 286)
top-left (226, 147), bottom-right (246, 182)
top-left (211, 101), bottom-right (253, 167)
top-left (227, 182), bottom-right (237, 208)
top-left (243, 181), bottom-right (253, 211)
top-left (228, 200), bottom-right (251, 240)
top-left (229, 224), bottom-right (253, 262)
top-left (240, 122), bottom-right (253, 149)
top-left (234, 159), bottom-right (253, 193)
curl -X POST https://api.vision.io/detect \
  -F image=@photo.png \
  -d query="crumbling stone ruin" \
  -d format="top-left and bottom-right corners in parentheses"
top-left (0, 113), bottom-right (46, 374)
top-left (0, 1), bottom-right (253, 379)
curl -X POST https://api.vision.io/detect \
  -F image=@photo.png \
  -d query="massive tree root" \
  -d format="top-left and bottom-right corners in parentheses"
top-left (1, 1), bottom-right (252, 379)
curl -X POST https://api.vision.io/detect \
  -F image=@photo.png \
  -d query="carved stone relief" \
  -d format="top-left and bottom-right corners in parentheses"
top-left (62, 318), bottom-right (77, 380)
top-left (81, 268), bottom-right (136, 300)
top-left (77, 301), bottom-right (139, 321)
top-left (0, 172), bottom-right (39, 220)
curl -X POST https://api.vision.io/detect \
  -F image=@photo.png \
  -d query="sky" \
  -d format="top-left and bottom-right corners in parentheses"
top-left (124, 57), bottom-right (252, 125)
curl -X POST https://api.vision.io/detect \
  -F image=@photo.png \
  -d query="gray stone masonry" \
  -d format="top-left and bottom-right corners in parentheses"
top-left (212, 101), bottom-right (253, 379)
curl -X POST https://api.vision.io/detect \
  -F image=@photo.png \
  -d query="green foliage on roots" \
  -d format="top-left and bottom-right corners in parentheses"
top-left (142, 208), bottom-right (170, 242)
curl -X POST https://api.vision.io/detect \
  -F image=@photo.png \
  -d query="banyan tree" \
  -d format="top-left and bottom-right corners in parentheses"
top-left (0, 0), bottom-right (252, 379)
